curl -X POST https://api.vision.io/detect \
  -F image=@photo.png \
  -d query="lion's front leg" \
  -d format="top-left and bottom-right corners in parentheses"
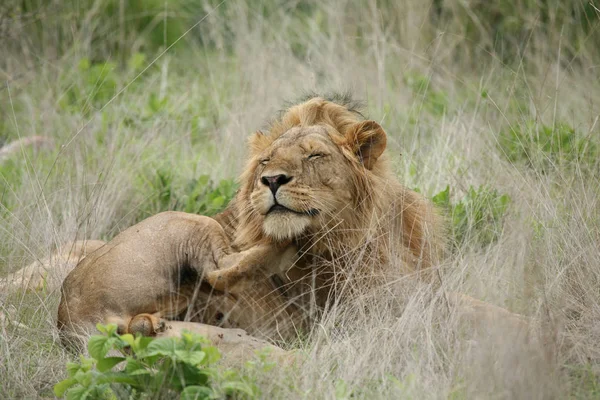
top-left (204, 243), bottom-right (298, 292)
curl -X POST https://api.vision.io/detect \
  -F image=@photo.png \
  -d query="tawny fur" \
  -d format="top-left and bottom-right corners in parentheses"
top-left (227, 97), bottom-right (444, 314)
top-left (5, 95), bottom-right (530, 367)
top-left (57, 96), bottom-right (446, 345)
top-left (217, 95), bottom-right (528, 343)
top-left (56, 212), bottom-right (298, 347)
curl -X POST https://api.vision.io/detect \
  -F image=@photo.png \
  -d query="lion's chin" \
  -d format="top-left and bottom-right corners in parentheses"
top-left (262, 213), bottom-right (311, 240)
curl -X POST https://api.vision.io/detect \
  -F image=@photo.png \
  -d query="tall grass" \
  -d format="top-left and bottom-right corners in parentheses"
top-left (1, 0), bottom-right (599, 398)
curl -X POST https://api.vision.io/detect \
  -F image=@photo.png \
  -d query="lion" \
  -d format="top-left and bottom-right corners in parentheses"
top-left (0, 240), bottom-right (105, 293)
top-left (52, 94), bottom-right (447, 360)
top-left (56, 212), bottom-right (298, 336)
top-left (216, 94), bottom-right (446, 321)
top-left (50, 211), bottom-right (301, 364)
top-left (6, 94), bottom-right (531, 366)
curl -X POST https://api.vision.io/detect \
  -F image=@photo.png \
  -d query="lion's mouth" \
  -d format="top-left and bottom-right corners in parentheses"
top-left (267, 204), bottom-right (319, 217)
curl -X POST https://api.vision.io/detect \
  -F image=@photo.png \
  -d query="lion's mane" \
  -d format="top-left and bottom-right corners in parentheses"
top-left (220, 95), bottom-right (443, 303)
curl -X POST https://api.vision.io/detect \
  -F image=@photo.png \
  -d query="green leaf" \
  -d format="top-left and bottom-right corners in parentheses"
top-left (128, 367), bottom-right (152, 377)
top-left (79, 356), bottom-right (95, 372)
top-left (53, 378), bottom-right (78, 397)
top-left (177, 363), bottom-right (210, 387)
top-left (96, 324), bottom-right (109, 335)
top-left (120, 333), bottom-right (135, 347)
top-left (78, 58), bottom-right (90, 71)
top-left (88, 336), bottom-right (111, 360)
top-left (498, 194), bottom-right (511, 209)
top-left (96, 372), bottom-right (137, 386)
top-left (210, 196), bottom-right (225, 209)
top-left (146, 337), bottom-right (178, 357)
top-left (125, 358), bottom-right (151, 375)
top-left (97, 357), bottom-right (126, 372)
top-left (202, 346), bottom-right (221, 365)
top-left (432, 186), bottom-right (450, 208)
top-left (66, 386), bottom-right (91, 400)
top-left (197, 175), bottom-right (210, 187)
top-left (73, 369), bottom-right (92, 386)
top-left (127, 52), bottom-right (147, 72)
top-left (181, 331), bottom-right (209, 347)
top-left (65, 361), bottom-right (82, 377)
top-left (136, 336), bottom-right (155, 354)
top-left (96, 323), bottom-right (118, 336)
top-left (181, 385), bottom-right (213, 400)
top-left (174, 350), bottom-right (206, 366)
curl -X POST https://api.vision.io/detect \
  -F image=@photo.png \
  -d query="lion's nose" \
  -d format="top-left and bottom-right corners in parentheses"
top-left (260, 174), bottom-right (292, 195)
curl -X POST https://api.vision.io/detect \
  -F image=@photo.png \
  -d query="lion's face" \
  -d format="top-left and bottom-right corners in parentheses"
top-left (247, 120), bottom-right (386, 241)
top-left (249, 126), bottom-right (354, 240)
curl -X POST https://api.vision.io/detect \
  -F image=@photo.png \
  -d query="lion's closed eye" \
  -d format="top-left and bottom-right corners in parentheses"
top-left (307, 153), bottom-right (326, 160)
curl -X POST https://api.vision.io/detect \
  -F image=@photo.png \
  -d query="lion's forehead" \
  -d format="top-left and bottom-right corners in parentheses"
top-left (268, 126), bottom-right (338, 155)
top-left (279, 125), bottom-right (327, 139)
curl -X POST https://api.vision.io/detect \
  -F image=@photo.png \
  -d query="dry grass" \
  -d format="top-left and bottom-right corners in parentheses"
top-left (1, 0), bottom-right (599, 398)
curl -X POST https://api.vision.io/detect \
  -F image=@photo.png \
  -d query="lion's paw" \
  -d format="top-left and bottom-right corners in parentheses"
top-left (127, 313), bottom-right (165, 336)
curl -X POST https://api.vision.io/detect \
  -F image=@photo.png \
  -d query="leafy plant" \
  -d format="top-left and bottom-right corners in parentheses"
top-left (59, 52), bottom-right (153, 114)
top-left (59, 58), bottom-right (118, 113)
top-left (136, 170), bottom-right (237, 223)
top-left (431, 0), bottom-right (600, 64)
top-left (54, 323), bottom-right (258, 399)
top-left (498, 122), bottom-right (598, 173)
top-left (566, 363), bottom-right (600, 399)
top-left (432, 185), bottom-right (511, 249)
top-left (182, 176), bottom-right (237, 216)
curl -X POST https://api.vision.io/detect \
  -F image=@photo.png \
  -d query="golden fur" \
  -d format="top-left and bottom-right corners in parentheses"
top-left (56, 212), bottom-right (298, 345)
top-left (5, 95), bottom-right (532, 365)
top-left (54, 95), bottom-right (443, 345)
top-left (226, 97), bottom-right (442, 302)
top-left (209, 95), bottom-right (530, 345)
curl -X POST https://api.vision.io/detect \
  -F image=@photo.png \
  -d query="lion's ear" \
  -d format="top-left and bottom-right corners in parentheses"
top-left (346, 120), bottom-right (387, 169)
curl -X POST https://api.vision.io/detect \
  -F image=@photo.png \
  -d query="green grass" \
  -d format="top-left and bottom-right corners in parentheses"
top-left (498, 122), bottom-right (599, 173)
top-left (431, 185), bottom-right (511, 250)
top-left (134, 170), bottom-right (237, 222)
top-left (1, 0), bottom-right (600, 398)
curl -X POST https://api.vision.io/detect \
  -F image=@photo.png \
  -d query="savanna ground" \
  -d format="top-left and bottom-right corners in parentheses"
top-left (1, 0), bottom-right (599, 398)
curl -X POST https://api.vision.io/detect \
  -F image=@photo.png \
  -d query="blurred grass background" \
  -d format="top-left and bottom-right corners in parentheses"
top-left (1, 0), bottom-right (599, 398)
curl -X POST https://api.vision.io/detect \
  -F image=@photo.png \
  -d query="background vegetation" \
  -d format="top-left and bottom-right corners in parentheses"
top-left (1, 0), bottom-right (599, 398)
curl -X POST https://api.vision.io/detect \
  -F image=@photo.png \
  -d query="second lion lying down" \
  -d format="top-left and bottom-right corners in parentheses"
top-left (50, 94), bottom-right (529, 361)
top-left (57, 212), bottom-right (297, 340)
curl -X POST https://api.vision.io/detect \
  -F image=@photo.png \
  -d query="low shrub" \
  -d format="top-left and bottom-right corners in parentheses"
top-left (498, 122), bottom-right (598, 173)
top-left (431, 185), bottom-right (511, 250)
top-left (54, 324), bottom-right (261, 399)
top-left (136, 170), bottom-right (237, 223)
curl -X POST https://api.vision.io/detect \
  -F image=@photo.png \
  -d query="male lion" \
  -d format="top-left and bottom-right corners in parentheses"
top-left (5, 94), bottom-right (529, 364)
top-left (222, 94), bottom-right (445, 317)
top-left (54, 94), bottom-right (447, 356)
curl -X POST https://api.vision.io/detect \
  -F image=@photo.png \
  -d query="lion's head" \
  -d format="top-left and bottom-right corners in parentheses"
top-left (248, 121), bottom-right (386, 241)
top-left (231, 95), bottom-right (442, 276)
